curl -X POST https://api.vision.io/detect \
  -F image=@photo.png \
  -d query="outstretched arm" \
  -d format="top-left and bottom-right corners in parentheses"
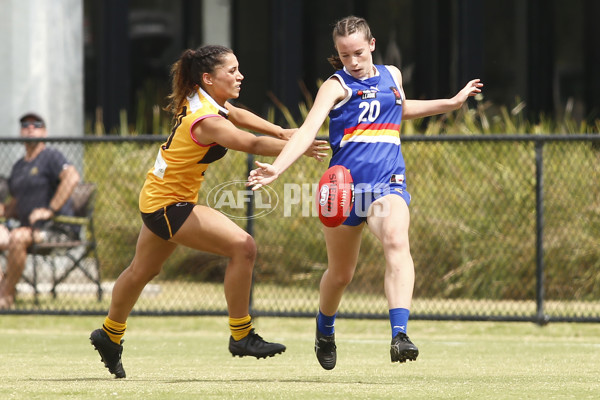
top-left (248, 78), bottom-right (344, 190)
top-left (195, 116), bottom-right (329, 159)
top-left (225, 102), bottom-right (294, 140)
top-left (402, 79), bottom-right (483, 120)
top-left (387, 65), bottom-right (483, 120)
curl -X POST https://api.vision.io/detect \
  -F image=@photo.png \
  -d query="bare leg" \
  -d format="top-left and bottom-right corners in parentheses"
top-left (170, 205), bottom-right (257, 318)
top-left (367, 195), bottom-right (414, 310)
top-left (107, 225), bottom-right (177, 323)
top-left (109, 203), bottom-right (258, 322)
top-left (0, 227), bottom-right (33, 307)
top-left (320, 224), bottom-right (364, 316)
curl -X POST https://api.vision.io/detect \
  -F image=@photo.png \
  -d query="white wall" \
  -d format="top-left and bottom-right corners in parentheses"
top-left (202, 0), bottom-right (231, 47)
top-left (0, 0), bottom-right (83, 138)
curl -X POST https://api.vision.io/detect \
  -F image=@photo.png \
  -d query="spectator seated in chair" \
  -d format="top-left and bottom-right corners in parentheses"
top-left (0, 112), bottom-right (80, 309)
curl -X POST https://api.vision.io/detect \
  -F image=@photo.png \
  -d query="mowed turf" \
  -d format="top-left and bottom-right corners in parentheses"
top-left (0, 315), bottom-right (598, 399)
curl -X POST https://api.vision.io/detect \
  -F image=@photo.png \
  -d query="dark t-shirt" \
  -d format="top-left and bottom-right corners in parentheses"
top-left (8, 147), bottom-right (75, 227)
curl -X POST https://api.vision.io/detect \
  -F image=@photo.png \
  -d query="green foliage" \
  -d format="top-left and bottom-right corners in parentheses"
top-left (401, 97), bottom-right (600, 136)
top-left (82, 92), bottom-right (600, 303)
top-left (83, 142), bottom-right (153, 277)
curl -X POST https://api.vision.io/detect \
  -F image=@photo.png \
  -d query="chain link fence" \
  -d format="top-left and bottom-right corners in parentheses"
top-left (0, 135), bottom-right (599, 323)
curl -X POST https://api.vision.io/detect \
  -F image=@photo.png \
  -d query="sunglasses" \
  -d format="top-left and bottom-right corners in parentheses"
top-left (21, 121), bottom-right (44, 129)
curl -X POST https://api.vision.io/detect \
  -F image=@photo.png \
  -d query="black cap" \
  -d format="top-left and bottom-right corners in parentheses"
top-left (19, 112), bottom-right (45, 124)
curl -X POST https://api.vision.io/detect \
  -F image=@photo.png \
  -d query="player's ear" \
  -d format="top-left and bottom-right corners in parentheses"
top-left (369, 38), bottom-right (376, 52)
top-left (202, 72), bottom-right (213, 86)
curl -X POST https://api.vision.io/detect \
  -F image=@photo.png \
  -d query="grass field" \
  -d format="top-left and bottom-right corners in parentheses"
top-left (0, 316), bottom-right (599, 399)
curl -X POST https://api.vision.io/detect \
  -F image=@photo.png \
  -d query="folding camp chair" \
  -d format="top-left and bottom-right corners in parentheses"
top-left (23, 182), bottom-right (102, 303)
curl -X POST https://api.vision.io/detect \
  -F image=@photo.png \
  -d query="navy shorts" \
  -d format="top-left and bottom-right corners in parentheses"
top-left (343, 184), bottom-right (411, 227)
top-left (141, 202), bottom-right (195, 240)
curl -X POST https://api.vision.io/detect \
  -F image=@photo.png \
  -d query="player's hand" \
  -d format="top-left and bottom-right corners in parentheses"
top-left (304, 140), bottom-right (329, 162)
top-left (453, 79), bottom-right (483, 108)
top-left (247, 161), bottom-right (279, 190)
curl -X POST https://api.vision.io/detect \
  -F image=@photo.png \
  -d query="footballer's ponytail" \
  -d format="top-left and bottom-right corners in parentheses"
top-left (165, 45), bottom-right (233, 115)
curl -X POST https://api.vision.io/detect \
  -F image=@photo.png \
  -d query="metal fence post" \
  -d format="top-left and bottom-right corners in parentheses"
top-left (535, 140), bottom-right (549, 325)
top-left (246, 153), bottom-right (255, 313)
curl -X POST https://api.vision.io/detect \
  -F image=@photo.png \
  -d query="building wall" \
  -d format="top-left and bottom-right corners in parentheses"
top-left (0, 0), bottom-right (83, 138)
top-left (6, 0), bottom-right (591, 138)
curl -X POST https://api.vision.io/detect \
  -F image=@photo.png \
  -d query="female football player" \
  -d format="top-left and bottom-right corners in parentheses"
top-left (90, 44), bottom-right (328, 378)
top-left (248, 16), bottom-right (483, 370)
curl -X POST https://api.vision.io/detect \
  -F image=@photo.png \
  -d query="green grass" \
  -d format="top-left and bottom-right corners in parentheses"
top-left (0, 316), bottom-right (599, 399)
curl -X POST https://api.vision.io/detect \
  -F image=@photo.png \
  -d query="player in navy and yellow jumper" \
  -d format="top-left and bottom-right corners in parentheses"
top-left (248, 16), bottom-right (483, 370)
top-left (90, 45), bottom-right (328, 378)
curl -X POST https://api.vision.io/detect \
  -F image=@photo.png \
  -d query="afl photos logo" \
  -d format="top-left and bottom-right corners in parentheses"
top-left (206, 180), bottom-right (279, 220)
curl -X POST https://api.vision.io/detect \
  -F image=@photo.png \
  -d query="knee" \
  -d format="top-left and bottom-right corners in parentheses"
top-left (8, 228), bottom-right (30, 251)
top-left (382, 233), bottom-right (410, 255)
top-left (128, 259), bottom-right (161, 283)
top-left (336, 272), bottom-right (354, 288)
top-left (326, 268), bottom-right (354, 288)
top-left (232, 233), bottom-right (257, 263)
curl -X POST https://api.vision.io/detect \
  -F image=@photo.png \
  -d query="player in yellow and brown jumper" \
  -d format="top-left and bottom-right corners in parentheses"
top-left (90, 45), bottom-right (329, 378)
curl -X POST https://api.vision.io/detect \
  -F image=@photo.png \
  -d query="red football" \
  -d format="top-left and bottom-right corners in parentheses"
top-left (316, 165), bottom-right (354, 227)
